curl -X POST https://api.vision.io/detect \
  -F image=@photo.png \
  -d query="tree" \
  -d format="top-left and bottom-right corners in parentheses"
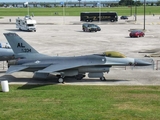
top-left (156, 1), bottom-right (160, 6)
top-left (119, 0), bottom-right (134, 6)
top-left (134, 1), bottom-right (142, 6)
top-left (0, 4), bottom-right (3, 7)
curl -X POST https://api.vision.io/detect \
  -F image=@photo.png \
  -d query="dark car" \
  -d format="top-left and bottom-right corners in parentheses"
top-left (82, 23), bottom-right (101, 32)
top-left (120, 16), bottom-right (128, 20)
top-left (129, 30), bottom-right (145, 38)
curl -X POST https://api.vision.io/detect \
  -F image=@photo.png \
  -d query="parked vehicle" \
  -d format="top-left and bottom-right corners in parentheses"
top-left (82, 23), bottom-right (101, 32)
top-left (80, 12), bottom-right (118, 22)
top-left (16, 15), bottom-right (36, 32)
top-left (120, 16), bottom-right (128, 20)
top-left (129, 30), bottom-right (145, 37)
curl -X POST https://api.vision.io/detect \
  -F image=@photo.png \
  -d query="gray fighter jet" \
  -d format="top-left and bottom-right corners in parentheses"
top-left (0, 43), bottom-right (14, 61)
top-left (4, 33), bottom-right (152, 83)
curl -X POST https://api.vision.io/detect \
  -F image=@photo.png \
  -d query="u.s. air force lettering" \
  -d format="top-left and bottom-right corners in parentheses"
top-left (17, 43), bottom-right (31, 52)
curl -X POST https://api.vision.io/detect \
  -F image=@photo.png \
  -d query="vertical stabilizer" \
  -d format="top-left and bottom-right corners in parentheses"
top-left (3, 33), bottom-right (38, 54)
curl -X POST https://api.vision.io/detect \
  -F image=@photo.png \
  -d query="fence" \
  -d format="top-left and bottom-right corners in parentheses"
top-left (0, 61), bottom-right (8, 70)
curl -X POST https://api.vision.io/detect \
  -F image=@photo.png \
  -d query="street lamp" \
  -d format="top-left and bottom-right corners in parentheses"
top-left (97, 2), bottom-right (101, 23)
top-left (143, 0), bottom-right (146, 30)
top-left (130, 0), bottom-right (132, 16)
top-left (61, 1), bottom-right (65, 24)
top-left (24, 2), bottom-right (29, 16)
top-left (130, 5), bottom-right (132, 16)
top-left (78, 0), bottom-right (81, 7)
top-left (135, 0), bottom-right (137, 21)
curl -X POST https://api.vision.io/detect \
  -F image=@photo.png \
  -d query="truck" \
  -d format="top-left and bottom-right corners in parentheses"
top-left (16, 15), bottom-right (36, 32)
top-left (80, 12), bottom-right (118, 22)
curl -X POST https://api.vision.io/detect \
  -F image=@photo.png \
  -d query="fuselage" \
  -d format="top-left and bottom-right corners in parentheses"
top-left (0, 48), bottom-right (14, 61)
top-left (8, 54), bottom-right (135, 73)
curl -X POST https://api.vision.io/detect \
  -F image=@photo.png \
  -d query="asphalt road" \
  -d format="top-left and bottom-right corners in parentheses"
top-left (0, 15), bottom-right (160, 85)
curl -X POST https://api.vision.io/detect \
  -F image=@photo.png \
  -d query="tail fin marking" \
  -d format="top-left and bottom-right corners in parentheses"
top-left (4, 33), bottom-right (38, 54)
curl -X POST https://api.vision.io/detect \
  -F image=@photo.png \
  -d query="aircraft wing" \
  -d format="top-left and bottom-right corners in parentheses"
top-left (6, 65), bottom-right (28, 74)
top-left (37, 62), bottom-right (85, 74)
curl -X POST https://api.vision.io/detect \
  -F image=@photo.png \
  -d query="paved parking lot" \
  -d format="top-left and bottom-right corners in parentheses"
top-left (0, 15), bottom-right (160, 85)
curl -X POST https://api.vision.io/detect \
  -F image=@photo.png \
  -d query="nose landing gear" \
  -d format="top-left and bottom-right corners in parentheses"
top-left (100, 77), bottom-right (106, 81)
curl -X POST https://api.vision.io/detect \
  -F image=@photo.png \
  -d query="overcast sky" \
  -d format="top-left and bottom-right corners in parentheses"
top-left (1, 0), bottom-right (158, 2)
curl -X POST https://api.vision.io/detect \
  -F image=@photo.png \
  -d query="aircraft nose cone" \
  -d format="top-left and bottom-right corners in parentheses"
top-left (134, 59), bottom-right (153, 66)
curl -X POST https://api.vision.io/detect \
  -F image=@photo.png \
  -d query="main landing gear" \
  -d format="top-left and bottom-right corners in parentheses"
top-left (57, 75), bottom-right (64, 83)
top-left (57, 75), bottom-right (106, 83)
top-left (57, 74), bottom-right (85, 83)
top-left (58, 77), bottom-right (64, 83)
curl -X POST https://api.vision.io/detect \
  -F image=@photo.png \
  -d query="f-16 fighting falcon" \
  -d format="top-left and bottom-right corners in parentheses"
top-left (4, 33), bottom-right (152, 83)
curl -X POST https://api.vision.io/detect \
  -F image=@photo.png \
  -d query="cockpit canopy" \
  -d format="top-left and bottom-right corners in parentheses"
top-left (102, 51), bottom-right (126, 58)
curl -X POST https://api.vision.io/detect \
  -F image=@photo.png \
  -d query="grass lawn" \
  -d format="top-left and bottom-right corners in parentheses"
top-left (0, 85), bottom-right (160, 120)
top-left (0, 6), bottom-right (160, 16)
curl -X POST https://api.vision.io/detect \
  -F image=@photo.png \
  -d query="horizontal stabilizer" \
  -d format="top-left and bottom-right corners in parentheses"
top-left (6, 65), bottom-right (28, 74)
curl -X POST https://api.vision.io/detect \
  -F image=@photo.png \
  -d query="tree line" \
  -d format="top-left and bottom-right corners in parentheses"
top-left (0, 0), bottom-right (160, 7)
top-left (119, 0), bottom-right (160, 6)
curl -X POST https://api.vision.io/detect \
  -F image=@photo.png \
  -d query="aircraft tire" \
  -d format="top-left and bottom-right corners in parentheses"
top-left (111, 19), bottom-right (114, 22)
top-left (58, 77), bottom-right (64, 83)
top-left (100, 77), bottom-right (106, 81)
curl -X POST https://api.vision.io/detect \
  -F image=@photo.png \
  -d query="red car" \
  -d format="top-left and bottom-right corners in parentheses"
top-left (129, 31), bottom-right (145, 38)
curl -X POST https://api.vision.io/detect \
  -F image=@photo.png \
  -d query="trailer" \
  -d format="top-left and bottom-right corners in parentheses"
top-left (16, 16), bottom-right (36, 32)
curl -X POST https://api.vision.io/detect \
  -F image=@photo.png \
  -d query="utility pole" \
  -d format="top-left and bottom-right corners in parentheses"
top-left (135, 0), bottom-right (137, 21)
top-left (144, 0), bottom-right (146, 30)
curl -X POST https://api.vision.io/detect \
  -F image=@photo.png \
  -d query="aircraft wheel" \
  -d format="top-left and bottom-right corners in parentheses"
top-left (100, 77), bottom-right (106, 81)
top-left (58, 77), bottom-right (64, 83)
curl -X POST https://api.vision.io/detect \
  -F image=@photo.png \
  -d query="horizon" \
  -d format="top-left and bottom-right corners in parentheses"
top-left (1, 0), bottom-right (158, 3)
